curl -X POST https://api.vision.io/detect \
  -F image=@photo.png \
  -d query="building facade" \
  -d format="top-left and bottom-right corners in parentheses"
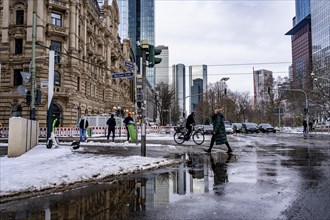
top-left (311, 0), bottom-right (330, 79)
top-left (286, 0), bottom-right (312, 90)
top-left (155, 45), bottom-right (169, 86)
top-left (253, 69), bottom-right (273, 107)
top-left (0, 0), bottom-right (133, 127)
top-left (191, 78), bottom-right (203, 112)
top-left (188, 65), bottom-right (207, 113)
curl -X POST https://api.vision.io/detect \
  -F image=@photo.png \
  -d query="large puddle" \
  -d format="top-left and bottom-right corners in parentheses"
top-left (0, 152), bottom-right (234, 219)
top-left (1, 142), bottom-right (328, 219)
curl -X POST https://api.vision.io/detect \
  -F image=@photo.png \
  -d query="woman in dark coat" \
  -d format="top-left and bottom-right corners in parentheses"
top-left (205, 109), bottom-right (232, 153)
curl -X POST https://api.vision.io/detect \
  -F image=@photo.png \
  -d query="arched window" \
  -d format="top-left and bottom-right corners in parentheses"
top-left (12, 105), bottom-right (22, 117)
top-left (54, 70), bottom-right (61, 86)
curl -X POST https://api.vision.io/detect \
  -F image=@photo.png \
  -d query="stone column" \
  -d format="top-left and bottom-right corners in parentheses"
top-left (69, 1), bottom-right (76, 51)
top-left (36, 0), bottom-right (44, 43)
top-left (26, 0), bottom-right (34, 42)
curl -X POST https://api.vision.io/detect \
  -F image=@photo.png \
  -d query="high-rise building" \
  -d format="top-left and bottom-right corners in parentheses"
top-left (311, 0), bottom-right (330, 79)
top-left (286, 0), bottom-right (312, 90)
top-left (172, 64), bottom-right (186, 117)
top-left (253, 69), bottom-right (273, 106)
top-left (128, 0), bottom-right (156, 88)
top-left (155, 45), bottom-right (169, 86)
top-left (191, 79), bottom-right (203, 112)
top-left (117, 0), bottom-right (129, 41)
top-left (188, 65), bottom-right (207, 113)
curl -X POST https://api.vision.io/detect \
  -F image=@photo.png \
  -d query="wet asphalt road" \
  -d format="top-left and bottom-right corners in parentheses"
top-left (57, 132), bottom-right (330, 220)
top-left (124, 133), bottom-right (330, 220)
top-left (1, 132), bottom-right (330, 220)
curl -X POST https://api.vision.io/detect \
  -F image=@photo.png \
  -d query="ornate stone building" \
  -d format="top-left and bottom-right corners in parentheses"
top-left (0, 0), bottom-right (133, 127)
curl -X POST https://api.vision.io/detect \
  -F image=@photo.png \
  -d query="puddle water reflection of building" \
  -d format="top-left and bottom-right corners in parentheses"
top-left (0, 153), bottom-right (234, 219)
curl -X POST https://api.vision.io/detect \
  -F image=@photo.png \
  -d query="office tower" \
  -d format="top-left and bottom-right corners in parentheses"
top-left (253, 69), bottom-right (273, 106)
top-left (172, 64), bottom-right (186, 117)
top-left (117, 0), bottom-right (129, 41)
top-left (188, 65), bottom-right (207, 113)
top-left (155, 45), bottom-right (169, 86)
top-left (286, 0), bottom-right (312, 90)
top-left (128, 0), bottom-right (156, 88)
top-left (311, 0), bottom-right (330, 79)
top-left (191, 79), bottom-right (203, 112)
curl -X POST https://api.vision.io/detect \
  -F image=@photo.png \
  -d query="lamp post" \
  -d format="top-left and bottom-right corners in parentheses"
top-left (221, 77), bottom-right (230, 119)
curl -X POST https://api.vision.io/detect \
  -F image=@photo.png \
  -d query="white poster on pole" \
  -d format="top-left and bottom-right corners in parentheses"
top-left (48, 51), bottom-right (54, 109)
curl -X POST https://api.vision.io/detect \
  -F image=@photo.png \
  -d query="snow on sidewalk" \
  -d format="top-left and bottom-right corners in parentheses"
top-left (0, 144), bottom-right (179, 197)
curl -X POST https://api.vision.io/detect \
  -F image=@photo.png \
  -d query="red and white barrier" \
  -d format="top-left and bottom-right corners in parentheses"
top-left (0, 126), bottom-right (176, 138)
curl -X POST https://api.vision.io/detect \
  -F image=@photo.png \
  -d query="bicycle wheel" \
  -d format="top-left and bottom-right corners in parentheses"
top-left (174, 132), bottom-right (185, 144)
top-left (192, 131), bottom-right (205, 145)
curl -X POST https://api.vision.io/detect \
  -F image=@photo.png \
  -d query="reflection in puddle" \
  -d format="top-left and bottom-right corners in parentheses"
top-left (0, 153), bottom-right (234, 219)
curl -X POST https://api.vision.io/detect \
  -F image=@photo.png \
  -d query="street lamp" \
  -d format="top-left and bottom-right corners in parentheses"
top-left (221, 77), bottom-right (230, 119)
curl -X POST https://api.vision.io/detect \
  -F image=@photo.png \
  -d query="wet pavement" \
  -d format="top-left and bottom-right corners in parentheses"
top-left (0, 133), bottom-right (330, 219)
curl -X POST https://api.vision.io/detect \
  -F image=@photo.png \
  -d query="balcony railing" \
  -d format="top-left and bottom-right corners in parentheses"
top-left (47, 0), bottom-right (69, 12)
top-left (46, 23), bottom-right (69, 37)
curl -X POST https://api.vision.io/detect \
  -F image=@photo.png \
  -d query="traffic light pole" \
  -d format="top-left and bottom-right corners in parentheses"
top-left (30, 11), bottom-right (37, 120)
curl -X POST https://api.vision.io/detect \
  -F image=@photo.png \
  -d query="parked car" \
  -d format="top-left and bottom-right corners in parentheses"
top-left (199, 124), bottom-right (213, 135)
top-left (242, 123), bottom-right (259, 133)
top-left (232, 123), bottom-right (242, 133)
top-left (225, 124), bottom-right (234, 134)
top-left (258, 123), bottom-right (276, 133)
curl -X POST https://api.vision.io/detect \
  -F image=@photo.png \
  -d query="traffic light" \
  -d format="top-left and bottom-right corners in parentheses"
top-left (147, 45), bottom-right (162, 68)
top-left (268, 87), bottom-right (271, 94)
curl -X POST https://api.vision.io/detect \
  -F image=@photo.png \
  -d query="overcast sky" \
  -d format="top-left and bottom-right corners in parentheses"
top-left (155, 0), bottom-right (295, 95)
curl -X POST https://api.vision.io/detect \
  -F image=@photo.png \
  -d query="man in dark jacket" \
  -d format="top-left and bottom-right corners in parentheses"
top-left (205, 109), bottom-right (232, 153)
top-left (185, 111), bottom-right (195, 140)
top-left (123, 112), bottom-right (134, 141)
top-left (106, 114), bottom-right (116, 142)
top-left (79, 115), bottom-right (89, 142)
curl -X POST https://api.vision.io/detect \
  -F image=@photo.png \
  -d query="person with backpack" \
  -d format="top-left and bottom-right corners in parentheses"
top-left (106, 114), bottom-right (116, 142)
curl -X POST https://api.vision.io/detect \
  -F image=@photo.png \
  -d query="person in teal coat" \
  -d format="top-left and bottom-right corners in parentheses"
top-left (205, 109), bottom-right (233, 153)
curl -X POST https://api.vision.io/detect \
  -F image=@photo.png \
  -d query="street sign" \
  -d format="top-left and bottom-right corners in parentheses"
top-left (112, 72), bottom-right (134, 79)
top-left (40, 80), bottom-right (48, 89)
top-left (125, 61), bottom-right (134, 69)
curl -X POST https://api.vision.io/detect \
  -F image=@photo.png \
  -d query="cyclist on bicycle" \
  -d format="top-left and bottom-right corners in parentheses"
top-left (185, 111), bottom-right (196, 140)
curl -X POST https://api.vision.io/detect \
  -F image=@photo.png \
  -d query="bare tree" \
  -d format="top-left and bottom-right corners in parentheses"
top-left (153, 83), bottom-right (176, 126)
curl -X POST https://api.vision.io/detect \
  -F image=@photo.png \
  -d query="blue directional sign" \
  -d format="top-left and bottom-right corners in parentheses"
top-left (112, 72), bottom-right (134, 79)
top-left (125, 61), bottom-right (134, 69)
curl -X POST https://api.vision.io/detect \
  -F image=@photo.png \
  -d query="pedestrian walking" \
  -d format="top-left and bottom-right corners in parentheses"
top-left (303, 119), bottom-right (307, 133)
top-left (205, 109), bottom-right (233, 154)
top-left (308, 120), bottom-right (313, 132)
top-left (106, 114), bottom-right (116, 142)
top-left (79, 115), bottom-right (89, 142)
top-left (123, 112), bottom-right (134, 141)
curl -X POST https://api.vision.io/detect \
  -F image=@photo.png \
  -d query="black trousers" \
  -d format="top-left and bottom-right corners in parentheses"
top-left (209, 135), bottom-right (231, 151)
top-left (107, 127), bottom-right (115, 140)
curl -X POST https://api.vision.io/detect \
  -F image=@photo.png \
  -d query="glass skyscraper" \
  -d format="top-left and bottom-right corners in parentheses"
top-left (128, 0), bottom-right (156, 88)
top-left (117, 0), bottom-right (129, 41)
top-left (311, 0), bottom-right (330, 78)
top-left (295, 0), bottom-right (311, 24)
top-left (188, 65), bottom-right (207, 113)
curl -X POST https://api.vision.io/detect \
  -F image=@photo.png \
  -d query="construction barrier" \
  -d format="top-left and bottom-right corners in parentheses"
top-left (0, 126), bottom-right (176, 138)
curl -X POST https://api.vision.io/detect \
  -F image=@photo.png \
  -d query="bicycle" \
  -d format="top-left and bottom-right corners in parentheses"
top-left (173, 125), bottom-right (205, 145)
